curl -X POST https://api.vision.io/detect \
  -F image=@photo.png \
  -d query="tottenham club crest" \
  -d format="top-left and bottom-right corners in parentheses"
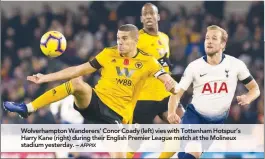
top-left (135, 62), bottom-right (143, 69)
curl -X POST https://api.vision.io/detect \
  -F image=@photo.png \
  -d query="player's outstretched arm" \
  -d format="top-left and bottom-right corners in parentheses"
top-left (157, 74), bottom-right (178, 94)
top-left (166, 62), bottom-right (193, 124)
top-left (27, 62), bottom-right (97, 84)
top-left (149, 57), bottom-right (179, 94)
top-left (237, 79), bottom-right (260, 106)
top-left (167, 88), bottom-right (184, 124)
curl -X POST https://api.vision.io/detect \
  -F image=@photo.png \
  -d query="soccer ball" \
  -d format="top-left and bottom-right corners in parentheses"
top-left (40, 31), bottom-right (67, 58)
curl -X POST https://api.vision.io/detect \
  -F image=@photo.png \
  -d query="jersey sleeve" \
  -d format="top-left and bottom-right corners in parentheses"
top-left (148, 57), bottom-right (166, 78)
top-left (237, 60), bottom-right (252, 84)
top-left (89, 48), bottom-right (108, 69)
top-left (179, 63), bottom-right (194, 91)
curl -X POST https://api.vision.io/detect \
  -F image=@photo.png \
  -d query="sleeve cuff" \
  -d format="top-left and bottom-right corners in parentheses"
top-left (154, 70), bottom-right (166, 78)
top-left (241, 75), bottom-right (253, 85)
top-left (89, 58), bottom-right (102, 69)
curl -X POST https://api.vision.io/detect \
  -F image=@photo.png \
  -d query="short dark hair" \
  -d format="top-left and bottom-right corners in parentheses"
top-left (142, 3), bottom-right (159, 14)
top-left (118, 24), bottom-right (139, 39)
top-left (118, 24), bottom-right (139, 32)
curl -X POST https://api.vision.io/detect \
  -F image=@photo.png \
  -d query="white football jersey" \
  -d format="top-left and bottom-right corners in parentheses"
top-left (179, 54), bottom-right (251, 118)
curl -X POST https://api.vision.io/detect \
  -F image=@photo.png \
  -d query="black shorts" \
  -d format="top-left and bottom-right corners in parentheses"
top-left (74, 90), bottom-right (123, 124)
top-left (133, 96), bottom-right (170, 124)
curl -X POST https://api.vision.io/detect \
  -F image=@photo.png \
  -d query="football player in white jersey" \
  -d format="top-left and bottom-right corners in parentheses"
top-left (166, 25), bottom-right (260, 159)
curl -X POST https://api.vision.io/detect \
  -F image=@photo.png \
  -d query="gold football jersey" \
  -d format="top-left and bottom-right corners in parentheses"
top-left (92, 46), bottom-right (165, 123)
top-left (137, 29), bottom-right (171, 101)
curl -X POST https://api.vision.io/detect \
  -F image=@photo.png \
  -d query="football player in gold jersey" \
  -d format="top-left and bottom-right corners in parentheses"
top-left (3, 24), bottom-right (178, 158)
top-left (136, 3), bottom-right (184, 124)
top-left (126, 3), bottom-right (184, 158)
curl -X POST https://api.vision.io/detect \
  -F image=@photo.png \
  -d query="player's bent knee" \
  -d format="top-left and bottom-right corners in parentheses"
top-left (70, 77), bottom-right (92, 109)
top-left (71, 77), bottom-right (88, 92)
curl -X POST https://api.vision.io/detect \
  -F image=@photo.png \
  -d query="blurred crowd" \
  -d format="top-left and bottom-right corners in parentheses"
top-left (1, 1), bottom-right (264, 126)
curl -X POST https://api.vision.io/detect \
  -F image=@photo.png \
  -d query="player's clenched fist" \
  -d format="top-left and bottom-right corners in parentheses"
top-left (167, 113), bottom-right (181, 124)
top-left (236, 94), bottom-right (251, 106)
top-left (27, 73), bottom-right (45, 84)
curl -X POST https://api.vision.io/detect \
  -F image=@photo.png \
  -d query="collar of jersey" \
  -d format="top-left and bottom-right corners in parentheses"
top-left (203, 54), bottom-right (226, 64)
top-left (119, 49), bottom-right (140, 58)
top-left (142, 29), bottom-right (159, 36)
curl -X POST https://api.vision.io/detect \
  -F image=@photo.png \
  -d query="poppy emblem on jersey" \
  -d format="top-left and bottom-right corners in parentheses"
top-left (135, 62), bottom-right (143, 69)
top-left (124, 59), bottom-right (129, 65)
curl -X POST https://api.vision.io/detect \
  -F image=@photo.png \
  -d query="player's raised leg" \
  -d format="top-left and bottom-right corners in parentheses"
top-left (3, 58), bottom-right (98, 118)
top-left (3, 76), bottom-right (93, 118)
top-left (70, 77), bottom-right (93, 109)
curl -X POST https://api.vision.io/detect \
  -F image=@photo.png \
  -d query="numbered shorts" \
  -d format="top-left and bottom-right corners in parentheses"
top-left (178, 104), bottom-right (228, 155)
top-left (74, 90), bottom-right (123, 124)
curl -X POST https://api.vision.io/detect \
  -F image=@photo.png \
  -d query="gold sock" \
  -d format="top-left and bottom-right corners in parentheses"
top-left (126, 152), bottom-right (135, 158)
top-left (31, 81), bottom-right (74, 111)
top-left (159, 152), bottom-right (176, 159)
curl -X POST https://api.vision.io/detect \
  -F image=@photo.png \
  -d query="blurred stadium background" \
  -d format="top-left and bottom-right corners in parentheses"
top-left (1, 1), bottom-right (264, 158)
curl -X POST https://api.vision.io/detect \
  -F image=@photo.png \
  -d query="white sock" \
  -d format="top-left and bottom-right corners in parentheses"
top-left (26, 103), bottom-right (35, 113)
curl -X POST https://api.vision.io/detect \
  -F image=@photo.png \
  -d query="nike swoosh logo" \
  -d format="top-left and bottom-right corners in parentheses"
top-left (200, 73), bottom-right (207, 77)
